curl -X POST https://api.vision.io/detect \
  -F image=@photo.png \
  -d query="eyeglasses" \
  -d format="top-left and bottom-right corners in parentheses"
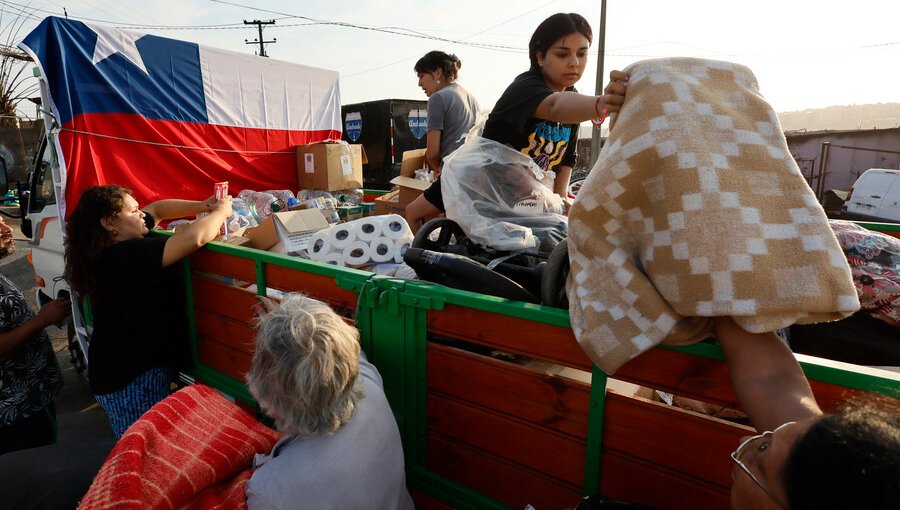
top-left (731, 422), bottom-right (796, 510)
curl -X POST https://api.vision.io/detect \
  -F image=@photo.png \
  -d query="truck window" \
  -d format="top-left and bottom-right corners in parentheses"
top-left (29, 139), bottom-right (56, 212)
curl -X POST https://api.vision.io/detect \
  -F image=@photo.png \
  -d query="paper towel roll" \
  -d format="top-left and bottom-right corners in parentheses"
top-left (342, 240), bottom-right (371, 267)
top-left (393, 238), bottom-right (411, 263)
top-left (308, 230), bottom-right (332, 260)
top-left (321, 253), bottom-right (345, 266)
top-left (382, 214), bottom-right (412, 240)
top-left (354, 217), bottom-right (383, 242)
top-left (369, 238), bottom-right (395, 263)
top-left (329, 224), bottom-right (356, 249)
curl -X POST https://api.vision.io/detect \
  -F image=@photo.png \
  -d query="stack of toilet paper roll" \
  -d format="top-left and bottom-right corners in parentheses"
top-left (308, 214), bottom-right (414, 267)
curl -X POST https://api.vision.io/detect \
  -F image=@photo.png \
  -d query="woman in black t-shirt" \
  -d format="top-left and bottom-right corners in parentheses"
top-left (64, 185), bottom-right (232, 437)
top-left (481, 12), bottom-right (628, 201)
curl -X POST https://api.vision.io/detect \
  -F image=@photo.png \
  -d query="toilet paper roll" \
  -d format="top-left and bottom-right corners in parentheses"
top-left (382, 214), bottom-right (412, 240)
top-left (369, 237), bottom-right (395, 263)
top-left (308, 230), bottom-right (332, 260)
top-left (321, 253), bottom-right (345, 266)
top-left (393, 238), bottom-right (411, 263)
top-left (342, 240), bottom-right (371, 267)
top-left (329, 224), bottom-right (356, 249)
top-left (353, 217), bottom-right (383, 242)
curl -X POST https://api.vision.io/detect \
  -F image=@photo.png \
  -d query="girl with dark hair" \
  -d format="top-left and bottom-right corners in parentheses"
top-left (65, 185), bottom-right (232, 436)
top-left (480, 12), bottom-right (628, 200)
top-left (405, 50), bottom-right (481, 232)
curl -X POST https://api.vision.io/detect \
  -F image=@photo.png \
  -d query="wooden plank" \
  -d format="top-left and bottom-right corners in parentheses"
top-left (196, 335), bottom-right (252, 380)
top-left (190, 249), bottom-right (256, 282)
top-left (192, 275), bottom-right (257, 325)
top-left (427, 304), bottom-right (592, 370)
top-left (426, 342), bottom-right (746, 503)
top-left (428, 393), bottom-right (586, 487)
top-left (428, 325), bottom-right (887, 416)
top-left (427, 433), bottom-right (583, 509)
top-left (598, 450), bottom-right (731, 510)
top-left (427, 342), bottom-right (590, 439)
top-left (602, 392), bottom-right (749, 489)
top-left (617, 348), bottom-right (889, 414)
top-left (195, 309), bottom-right (256, 353)
top-left (266, 264), bottom-right (358, 316)
top-left (616, 348), bottom-right (740, 409)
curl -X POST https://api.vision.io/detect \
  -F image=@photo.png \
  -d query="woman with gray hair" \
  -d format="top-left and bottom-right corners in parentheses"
top-left (245, 294), bottom-right (414, 510)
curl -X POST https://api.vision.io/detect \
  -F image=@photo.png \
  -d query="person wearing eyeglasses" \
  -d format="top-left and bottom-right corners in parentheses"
top-left (716, 317), bottom-right (900, 510)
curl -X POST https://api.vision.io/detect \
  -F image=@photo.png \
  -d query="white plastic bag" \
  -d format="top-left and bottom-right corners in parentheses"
top-left (441, 135), bottom-right (567, 252)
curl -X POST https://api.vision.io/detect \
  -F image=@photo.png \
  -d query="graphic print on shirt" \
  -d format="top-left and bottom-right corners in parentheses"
top-left (523, 121), bottom-right (571, 171)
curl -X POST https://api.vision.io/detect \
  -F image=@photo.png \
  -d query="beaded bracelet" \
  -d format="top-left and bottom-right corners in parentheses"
top-left (591, 96), bottom-right (608, 127)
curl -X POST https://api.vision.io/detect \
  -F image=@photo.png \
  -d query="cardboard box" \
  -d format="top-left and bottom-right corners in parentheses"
top-left (244, 215), bottom-right (278, 250)
top-left (243, 209), bottom-right (329, 253)
top-left (273, 209), bottom-right (330, 253)
top-left (336, 205), bottom-right (365, 222)
top-left (373, 189), bottom-right (406, 216)
top-left (389, 148), bottom-right (433, 206)
top-left (297, 143), bottom-right (365, 191)
top-left (217, 235), bottom-right (251, 247)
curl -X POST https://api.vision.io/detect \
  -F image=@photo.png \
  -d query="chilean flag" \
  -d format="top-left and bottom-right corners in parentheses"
top-left (19, 17), bottom-right (342, 217)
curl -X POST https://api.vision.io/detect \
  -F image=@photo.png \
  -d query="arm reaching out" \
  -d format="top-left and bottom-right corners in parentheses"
top-left (714, 317), bottom-right (822, 432)
top-left (143, 196), bottom-right (215, 227)
top-left (161, 195), bottom-right (233, 267)
top-left (532, 70), bottom-right (629, 124)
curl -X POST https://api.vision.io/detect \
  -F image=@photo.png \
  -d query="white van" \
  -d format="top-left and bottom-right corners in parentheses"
top-left (842, 168), bottom-right (900, 222)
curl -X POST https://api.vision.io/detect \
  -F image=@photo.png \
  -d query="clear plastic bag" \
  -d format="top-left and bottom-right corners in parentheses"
top-left (228, 197), bottom-right (258, 231)
top-left (333, 189), bottom-right (365, 206)
top-left (237, 190), bottom-right (278, 223)
top-left (296, 189), bottom-right (335, 202)
top-left (264, 189), bottom-right (295, 211)
top-left (441, 135), bottom-right (567, 252)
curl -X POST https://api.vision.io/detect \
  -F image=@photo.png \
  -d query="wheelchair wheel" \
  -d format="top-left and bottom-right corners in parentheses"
top-left (412, 218), bottom-right (468, 252)
top-left (541, 239), bottom-right (570, 308)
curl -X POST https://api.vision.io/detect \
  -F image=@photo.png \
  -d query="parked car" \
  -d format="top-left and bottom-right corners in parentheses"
top-left (843, 168), bottom-right (900, 222)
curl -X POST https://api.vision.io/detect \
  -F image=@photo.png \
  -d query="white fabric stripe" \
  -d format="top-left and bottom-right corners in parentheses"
top-left (200, 47), bottom-right (341, 132)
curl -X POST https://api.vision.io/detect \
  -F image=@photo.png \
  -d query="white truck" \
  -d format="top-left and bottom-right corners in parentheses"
top-left (842, 168), bottom-right (900, 222)
top-left (15, 16), bottom-right (341, 376)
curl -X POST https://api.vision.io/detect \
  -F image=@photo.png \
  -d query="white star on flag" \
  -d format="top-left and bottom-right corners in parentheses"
top-left (87, 22), bottom-right (149, 74)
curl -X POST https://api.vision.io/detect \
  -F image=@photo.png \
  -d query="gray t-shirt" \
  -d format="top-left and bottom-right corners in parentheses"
top-left (246, 355), bottom-right (414, 510)
top-left (427, 82), bottom-right (480, 160)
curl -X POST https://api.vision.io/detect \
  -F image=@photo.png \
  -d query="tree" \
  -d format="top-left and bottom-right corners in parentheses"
top-left (0, 5), bottom-right (38, 129)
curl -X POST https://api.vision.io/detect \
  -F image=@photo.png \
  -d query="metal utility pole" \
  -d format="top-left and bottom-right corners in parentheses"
top-left (589, 0), bottom-right (607, 166)
top-left (244, 20), bottom-right (276, 57)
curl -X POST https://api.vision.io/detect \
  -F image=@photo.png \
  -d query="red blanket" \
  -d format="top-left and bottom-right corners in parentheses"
top-left (79, 384), bottom-right (282, 510)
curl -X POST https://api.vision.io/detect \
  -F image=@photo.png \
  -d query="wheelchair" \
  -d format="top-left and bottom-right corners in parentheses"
top-left (403, 217), bottom-right (571, 308)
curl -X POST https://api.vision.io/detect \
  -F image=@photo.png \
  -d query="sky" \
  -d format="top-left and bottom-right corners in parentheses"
top-left (3, 0), bottom-right (900, 119)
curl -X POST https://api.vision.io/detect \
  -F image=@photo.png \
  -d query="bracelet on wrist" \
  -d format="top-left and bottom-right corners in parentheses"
top-left (591, 96), bottom-right (608, 127)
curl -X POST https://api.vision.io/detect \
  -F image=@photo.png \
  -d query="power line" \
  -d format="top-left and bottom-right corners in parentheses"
top-left (207, 0), bottom-right (523, 52)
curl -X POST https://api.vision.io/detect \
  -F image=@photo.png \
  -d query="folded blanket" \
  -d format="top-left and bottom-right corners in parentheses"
top-left (79, 384), bottom-right (281, 510)
top-left (567, 57), bottom-right (860, 374)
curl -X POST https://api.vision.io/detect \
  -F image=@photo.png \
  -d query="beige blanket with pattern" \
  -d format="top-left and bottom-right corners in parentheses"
top-left (567, 58), bottom-right (860, 374)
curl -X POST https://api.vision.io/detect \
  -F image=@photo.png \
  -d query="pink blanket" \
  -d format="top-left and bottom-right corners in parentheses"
top-left (79, 384), bottom-right (281, 510)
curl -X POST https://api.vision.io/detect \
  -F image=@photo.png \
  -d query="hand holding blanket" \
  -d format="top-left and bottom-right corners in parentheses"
top-left (567, 58), bottom-right (859, 374)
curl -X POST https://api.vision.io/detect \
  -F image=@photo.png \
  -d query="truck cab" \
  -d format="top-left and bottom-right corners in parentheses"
top-left (21, 137), bottom-right (66, 305)
top-left (17, 133), bottom-right (91, 375)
